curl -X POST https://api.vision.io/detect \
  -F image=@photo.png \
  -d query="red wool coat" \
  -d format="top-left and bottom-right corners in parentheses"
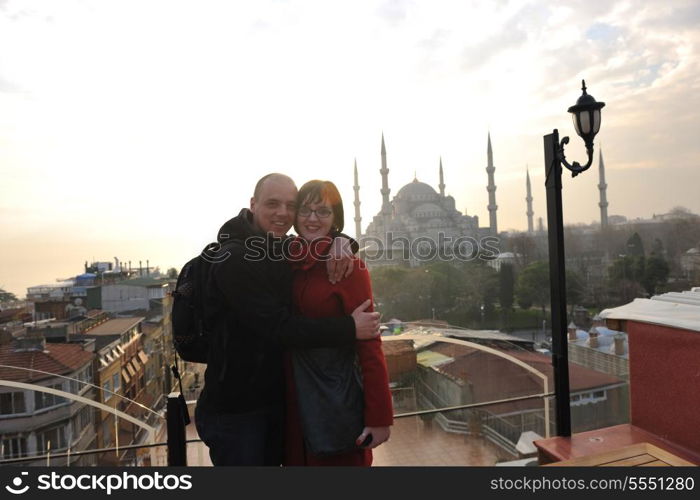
top-left (283, 238), bottom-right (393, 466)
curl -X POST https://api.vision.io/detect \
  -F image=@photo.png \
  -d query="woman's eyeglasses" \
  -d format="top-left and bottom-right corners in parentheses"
top-left (298, 206), bottom-right (333, 218)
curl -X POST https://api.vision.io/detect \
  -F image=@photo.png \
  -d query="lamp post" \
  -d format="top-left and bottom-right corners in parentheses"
top-left (544, 80), bottom-right (605, 437)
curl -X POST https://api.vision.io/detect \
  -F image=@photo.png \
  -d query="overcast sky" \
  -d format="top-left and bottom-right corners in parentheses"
top-left (1, 0), bottom-right (699, 296)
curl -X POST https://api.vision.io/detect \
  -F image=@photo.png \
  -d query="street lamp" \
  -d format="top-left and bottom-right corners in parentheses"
top-left (544, 80), bottom-right (605, 437)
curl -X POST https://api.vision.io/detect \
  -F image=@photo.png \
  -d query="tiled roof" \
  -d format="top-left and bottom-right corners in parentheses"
top-left (0, 343), bottom-right (94, 383)
top-left (427, 341), bottom-right (622, 391)
top-left (421, 342), bottom-right (624, 415)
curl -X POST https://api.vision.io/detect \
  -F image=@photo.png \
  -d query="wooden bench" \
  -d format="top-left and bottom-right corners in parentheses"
top-left (534, 424), bottom-right (700, 466)
top-left (544, 443), bottom-right (695, 467)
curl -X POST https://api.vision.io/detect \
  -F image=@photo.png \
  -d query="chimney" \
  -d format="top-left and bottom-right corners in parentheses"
top-left (592, 314), bottom-right (604, 327)
top-left (568, 321), bottom-right (578, 341)
top-left (12, 330), bottom-right (46, 353)
top-left (588, 327), bottom-right (599, 349)
top-left (613, 333), bottom-right (625, 356)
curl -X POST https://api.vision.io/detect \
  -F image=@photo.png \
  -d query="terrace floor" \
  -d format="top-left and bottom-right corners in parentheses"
top-left (183, 411), bottom-right (512, 467)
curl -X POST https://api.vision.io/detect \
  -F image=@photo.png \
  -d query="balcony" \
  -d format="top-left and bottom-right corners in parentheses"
top-left (3, 297), bottom-right (698, 467)
top-left (534, 290), bottom-right (700, 466)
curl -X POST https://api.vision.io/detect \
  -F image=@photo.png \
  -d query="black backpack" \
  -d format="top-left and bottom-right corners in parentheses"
top-left (171, 241), bottom-right (234, 363)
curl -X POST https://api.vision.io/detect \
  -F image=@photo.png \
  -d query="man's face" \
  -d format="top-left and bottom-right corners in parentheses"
top-left (250, 177), bottom-right (297, 238)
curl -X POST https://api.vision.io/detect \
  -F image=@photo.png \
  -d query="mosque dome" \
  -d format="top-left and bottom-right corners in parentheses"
top-left (395, 179), bottom-right (439, 201)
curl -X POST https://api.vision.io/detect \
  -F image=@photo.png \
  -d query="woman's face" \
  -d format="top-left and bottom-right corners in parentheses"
top-left (296, 197), bottom-right (334, 241)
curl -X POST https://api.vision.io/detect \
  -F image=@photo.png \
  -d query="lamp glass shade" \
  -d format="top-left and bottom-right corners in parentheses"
top-left (572, 113), bottom-right (581, 136)
top-left (593, 109), bottom-right (601, 134)
top-left (579, 111), bottom-right (591, 135)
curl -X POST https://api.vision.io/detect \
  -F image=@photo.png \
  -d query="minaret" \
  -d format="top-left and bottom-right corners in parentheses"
top-left (353, 159), bottom-right (362, 239)
top-left (486, 132), bottom-right (498, 234)
top-left (380, 133), bottom-right (391, 218)
top-left (598, 148), bottom-right (609, 230)
top-left (526, 168), bottom-right (534, 233)
top-left (438, 157), bottom-right (445, 196)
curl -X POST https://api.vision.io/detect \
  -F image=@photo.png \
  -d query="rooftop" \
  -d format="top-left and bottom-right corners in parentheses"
top-left (113, 277), bottom-right (169, 288)
top-left (0, 342), bottom-right (94, 383)
top-left (83, 317), bottom-right (144, 336)
top-left (600, 288), bottom-right (700, 332)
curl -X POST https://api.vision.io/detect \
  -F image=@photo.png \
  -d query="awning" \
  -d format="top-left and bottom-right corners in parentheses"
top-left (126, 362), bottom-right (136, 377)
top-left (121, 369), bottom-right (131, 384)
top-left (138, 350), bottom-right (149, 365)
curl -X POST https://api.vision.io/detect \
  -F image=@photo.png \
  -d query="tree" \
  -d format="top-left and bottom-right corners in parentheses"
top-left (509, 233), bottom-right (539, 268)
top-left (608, 254), bottom-right (670, 298)
top-left (609, 255), bottom-right (645, 284)
top-left (166, 267), bottom-right (179, 279)
top-left (0, 288), bottom-right (18, 303)
top-left (515, 261), bottom-right (585, 315)
top-left (498, 263), bottom-right (515, 311)
top-left (626, 232), bottom-right (645, 257)
top-left (641, 256), bottom-right (670, 295)
top-left (515, 261), bottom-right (550, 314)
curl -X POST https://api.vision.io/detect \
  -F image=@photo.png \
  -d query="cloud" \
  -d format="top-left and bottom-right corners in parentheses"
top-left (458, 4), bottom-right (539, 71)
top-left (644, 1), bottom-right (700, 30)
top-left (460, 26), bottom-right (526, 71)
top-left (376, 0), bottom-right (412, 26)
top-left (586, 22), bottom-right (621, 42)
top-left (0, 75), bottom-right (20, 92)
top-left (417, 28), bottom-right (449, 51)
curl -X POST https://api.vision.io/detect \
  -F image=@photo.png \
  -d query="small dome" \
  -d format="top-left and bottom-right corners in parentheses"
top-left (413, 203), bottom-right (446, 219)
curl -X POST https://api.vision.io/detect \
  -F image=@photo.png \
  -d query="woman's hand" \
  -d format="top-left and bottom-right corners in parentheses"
top-left (356, 426), bottom-right (391, 449)
top-left (327, 237), bottom-right (354, 284)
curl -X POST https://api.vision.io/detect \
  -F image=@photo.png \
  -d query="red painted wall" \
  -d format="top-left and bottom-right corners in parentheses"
top-left (628, 321), bottom-right (700, 454)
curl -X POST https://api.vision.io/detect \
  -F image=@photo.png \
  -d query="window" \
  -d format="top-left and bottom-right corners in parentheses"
top-left (0, 392), bottom-right (26, 415)
top-left (71, 406), bottom-right (94, 439)
top-left (102, 380), bottom-right (112, 401)
top-left (34, 384), bottom-right (67, 411)
top-left (1, 436), bottom-right (27, 459)
top-left (37, 424), bottom-right (67, 453)
top-left (571, 390), bottom-right (607, 406)
top-left (112, 373), bottom-right (121, 392)
top-left (102, 419), bottom-right (113, 447)
top-left (69, 365), bottom-right (93, 394)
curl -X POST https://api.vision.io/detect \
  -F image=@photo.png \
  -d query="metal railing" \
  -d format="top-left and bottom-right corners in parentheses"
top-left (0, 334), bottom-right (563, 466)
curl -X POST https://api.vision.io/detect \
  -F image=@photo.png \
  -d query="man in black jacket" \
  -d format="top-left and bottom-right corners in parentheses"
top-left (195, 173), bottom-right (380, 465)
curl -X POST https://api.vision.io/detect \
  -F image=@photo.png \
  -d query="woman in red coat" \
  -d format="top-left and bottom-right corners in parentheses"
top-left (283, 180), bottom-right (393, 466)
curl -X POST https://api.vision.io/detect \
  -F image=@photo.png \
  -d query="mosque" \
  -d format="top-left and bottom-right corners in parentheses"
top-left (355, 133), bottom-right (499, 267)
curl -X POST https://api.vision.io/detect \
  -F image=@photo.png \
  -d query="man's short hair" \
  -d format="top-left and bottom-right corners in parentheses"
top-left (253, 173), bottom-right (296, 200)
